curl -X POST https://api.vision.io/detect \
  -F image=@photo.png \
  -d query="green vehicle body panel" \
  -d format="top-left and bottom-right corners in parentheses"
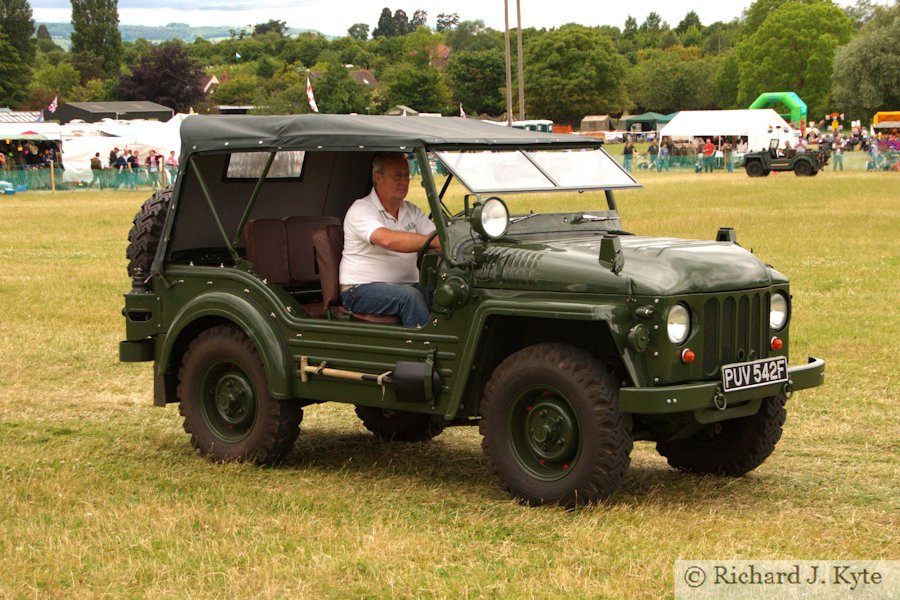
top-left (121, 114), bottom-right (825, 437)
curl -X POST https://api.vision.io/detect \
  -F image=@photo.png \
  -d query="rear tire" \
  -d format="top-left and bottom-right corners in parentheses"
top-left (479, 343), bottom-right (632, 507)
top-left (355, 406), bottom-right (445, 442)
top-left (178, 325), bottom-right (302, 464)
top-left (793, 161), bottom-right (813, 176)
top-left (656, 395), bottom-right (786, 476)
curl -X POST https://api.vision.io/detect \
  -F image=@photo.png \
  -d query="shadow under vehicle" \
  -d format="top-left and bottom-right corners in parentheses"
top-left (743, 139), bottom-right (829, 177)
top-left (120, 115), bottom-right (825, 507)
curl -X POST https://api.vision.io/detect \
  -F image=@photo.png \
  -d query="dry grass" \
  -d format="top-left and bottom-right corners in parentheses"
top-left (0, 172), bottom-right (897, 598)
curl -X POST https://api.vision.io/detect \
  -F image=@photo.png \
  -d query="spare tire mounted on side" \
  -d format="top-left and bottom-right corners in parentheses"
top-left (126, 187), bottom-right (172, 289)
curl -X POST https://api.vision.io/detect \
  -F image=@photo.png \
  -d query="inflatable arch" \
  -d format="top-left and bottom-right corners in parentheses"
top-left (749, 92), bottom-right (808, 134)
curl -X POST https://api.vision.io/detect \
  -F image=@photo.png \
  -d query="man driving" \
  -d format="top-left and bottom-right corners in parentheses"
top-left (340, 152), bottom-right (440, 327)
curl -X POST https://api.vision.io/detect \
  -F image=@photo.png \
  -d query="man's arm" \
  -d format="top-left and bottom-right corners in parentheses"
top-left (370, 228), bottom-right (441, 253)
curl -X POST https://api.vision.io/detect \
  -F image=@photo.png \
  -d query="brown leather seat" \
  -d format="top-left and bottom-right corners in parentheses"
top-left (242, 216), bottom-right (339, 319)
top-left (312, 223), bottom-right (401, 324)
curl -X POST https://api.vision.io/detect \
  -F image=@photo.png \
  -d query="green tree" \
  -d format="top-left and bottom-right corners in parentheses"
top-left (436, 13), bottom-right (460, 31)
top-left (831, 3), bottom-right (900, 116)
top-left (628, 49), bottom-right (717, 113)
top-left (676, 11), bottom-right (703, 36)
top-left (253, 19), bottom-right (287, 37)
top-left (380, 61), bottom-right (451, 113)
top-left (30, 59), bottom-right (81, 97)
top-left (212, 75), bottom-right (261, 105)
top-left (35, 23), bottom-right (62, 55)
top-left (118, 41), bottom-right (205, 112)
top-left (447, 48), bottom-right (505, 115)
top-left (524, 25), bottom-right (630, 125)
top-left (373, 8), bottom-right (396, 38)
top-left (444, 20), bottom-right (500, 53)
top-left (713, 50), bottom-right (741, 108)
top-left (736, 1), bottom-right (853, 116)
top-left (316, 60), bottom-right (371, 113)
top-left (348, 23), bottom-right (369, 41)
top-left (0, 0), bottom-right (35, 65)
top-left (0, 31), bottom-right (29, 106)
top-left (282, 32), bottom-right (328, 67)
top-left (71, 0), bottom-right (122, 79)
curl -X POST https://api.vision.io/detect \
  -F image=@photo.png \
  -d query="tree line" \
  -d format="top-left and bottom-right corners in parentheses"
top-left (0, 0), bottom-right (897, 126)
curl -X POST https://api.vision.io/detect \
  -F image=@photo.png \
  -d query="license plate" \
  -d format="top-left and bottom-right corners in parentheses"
top-left (721, 356), bottom-right (788, 393)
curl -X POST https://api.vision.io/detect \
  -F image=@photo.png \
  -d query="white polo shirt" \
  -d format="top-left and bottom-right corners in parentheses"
top-left (340, 188), bottom-right (436, 286)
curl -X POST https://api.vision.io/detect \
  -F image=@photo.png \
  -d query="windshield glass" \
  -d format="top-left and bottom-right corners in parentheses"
top-left (434, 148), bottom-right (639, 194)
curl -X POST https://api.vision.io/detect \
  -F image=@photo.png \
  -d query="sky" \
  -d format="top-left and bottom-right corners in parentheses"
top-left (30, 0), bottom-right (875, 37)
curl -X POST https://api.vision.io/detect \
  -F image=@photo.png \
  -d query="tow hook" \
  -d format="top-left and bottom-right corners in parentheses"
top-left (713, 390), bottom-right (728, 411)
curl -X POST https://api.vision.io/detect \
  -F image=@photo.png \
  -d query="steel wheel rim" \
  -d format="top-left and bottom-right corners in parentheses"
top-left (200, 361), bottom-right (256, 442)
top-left (507, 385), bottom-right (581, 481)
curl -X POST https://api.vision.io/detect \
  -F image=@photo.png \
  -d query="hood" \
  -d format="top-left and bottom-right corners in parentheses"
top-left (473, 235), bottom-right (773, 295)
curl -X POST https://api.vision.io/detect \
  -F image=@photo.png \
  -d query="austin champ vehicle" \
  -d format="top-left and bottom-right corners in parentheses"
top-left (743, 138), bottom-right (829, 177)
top-left (120, 115), bottom-right (825, 507)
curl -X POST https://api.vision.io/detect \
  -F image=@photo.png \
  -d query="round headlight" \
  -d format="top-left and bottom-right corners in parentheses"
top-left (667, 304), bottom-right (691, 344)
top-left (472, 196), bottom-right (509, 240)
top-left (770, 292), bottom-right (788, 330)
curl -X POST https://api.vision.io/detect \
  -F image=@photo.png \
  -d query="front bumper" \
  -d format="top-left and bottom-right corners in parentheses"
top-left (618, 356), bottom-right (825, 414)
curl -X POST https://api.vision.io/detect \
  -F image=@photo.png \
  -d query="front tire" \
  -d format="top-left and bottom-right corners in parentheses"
top-left (479, 344), bottom-right (632, 507)
top-left (178, 325), bottom-right (302, 464)
top-left (355, 406), bottom-right (445, 442)
top-left (745, 161), bottom-right (764, 177)
top-left (656, 395), bottom-right (786, 476)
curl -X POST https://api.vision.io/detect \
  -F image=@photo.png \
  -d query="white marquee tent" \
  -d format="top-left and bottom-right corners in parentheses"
top-left (59, 114), bottom-right (188, 184)
top-left (658, 109), bottom-right (799, 153)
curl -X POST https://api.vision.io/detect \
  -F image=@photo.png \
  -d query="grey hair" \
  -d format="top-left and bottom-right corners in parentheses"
top-left (372, 152), bottom-right (408, 176)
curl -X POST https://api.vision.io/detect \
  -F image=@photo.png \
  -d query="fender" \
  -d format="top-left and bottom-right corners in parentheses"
top-left (442, 298), bottom-right (637, 420)
top-left (158, 290), bottom-right (294, 399)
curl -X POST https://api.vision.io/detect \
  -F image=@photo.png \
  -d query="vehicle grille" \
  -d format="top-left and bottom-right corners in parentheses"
top-left (701, 292), bottom-right (769, 375)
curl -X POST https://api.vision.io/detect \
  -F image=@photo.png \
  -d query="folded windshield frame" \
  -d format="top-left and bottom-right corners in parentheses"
top-left (433, 148), bottom-right (640, 195)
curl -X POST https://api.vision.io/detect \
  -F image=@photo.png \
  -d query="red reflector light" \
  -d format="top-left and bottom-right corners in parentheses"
top-left (681, 348), bottom-right (695, 363)
top-left (770, 337), bottom-right (783, 351)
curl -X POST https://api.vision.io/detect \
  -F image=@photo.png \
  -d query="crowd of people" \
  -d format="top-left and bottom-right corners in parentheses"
top-left (618, 129), bottom-right (899, 173)
top-left (88, 147), bottom-right (179, 189)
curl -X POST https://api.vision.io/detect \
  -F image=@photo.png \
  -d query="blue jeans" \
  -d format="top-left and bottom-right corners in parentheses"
top-left (342, 283), bottom-right (430, 328)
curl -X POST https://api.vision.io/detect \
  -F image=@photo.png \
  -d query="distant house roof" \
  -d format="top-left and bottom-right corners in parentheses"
top-left (45, 101), bottom-right (175, 124)
top-left (201, 75), bottom-right (220, 95)
top-left (350, 70), bottom-right (378, 88)
top-left (0, 111), bottom-right (42, 123)
top-left (430, 43), bottom-right (452, 70)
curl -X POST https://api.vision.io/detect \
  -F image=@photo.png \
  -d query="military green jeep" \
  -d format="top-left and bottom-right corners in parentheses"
top-left (120, 115), bottom-right (825, 507)
top-left (743, 139), bottom-right (829, 177)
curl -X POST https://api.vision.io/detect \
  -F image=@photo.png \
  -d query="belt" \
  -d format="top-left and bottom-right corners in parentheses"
top-left (340, 284), bottom-right (357, 293)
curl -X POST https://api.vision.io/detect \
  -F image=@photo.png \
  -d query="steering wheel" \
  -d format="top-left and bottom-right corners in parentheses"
top-left (416, 230), bottom-right (439, 270)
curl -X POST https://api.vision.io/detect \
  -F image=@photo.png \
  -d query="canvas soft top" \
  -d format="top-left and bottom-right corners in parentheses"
top-left (179, 114), bottom-right (602, 158)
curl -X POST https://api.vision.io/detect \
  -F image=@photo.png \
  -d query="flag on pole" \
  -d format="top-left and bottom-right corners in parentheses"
top-left (306, 75), bottom-right (319, 113)
top-left (459, 103), bottom-right (466, 118)
top-left (48, 96), bottom-right (58, 113)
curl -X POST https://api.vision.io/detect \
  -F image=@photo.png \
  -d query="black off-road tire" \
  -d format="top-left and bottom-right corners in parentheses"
top-left (479, 343), bottom-right (633, 507)
top-left (656, 395), bottom-right (787, 476)
top-left (355, 406), bottom-right (445, 442)
top-left (178, 325), bottom-right (302, 465)
top-left (126, 187), bottom-right (172, 283)
top-left (793, 160), bottom-right (813, 176)
top-left (745, 161), bottom-right (764, 177)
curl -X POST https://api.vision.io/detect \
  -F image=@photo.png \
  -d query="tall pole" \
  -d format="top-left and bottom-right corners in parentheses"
top-left (503, 0), bottom-right (514, 126)
top-left (516, 0), bottom-right (525, 121)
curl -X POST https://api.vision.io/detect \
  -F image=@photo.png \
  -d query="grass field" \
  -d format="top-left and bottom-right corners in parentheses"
top-left (1, 171), bottom-right (897, 598)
